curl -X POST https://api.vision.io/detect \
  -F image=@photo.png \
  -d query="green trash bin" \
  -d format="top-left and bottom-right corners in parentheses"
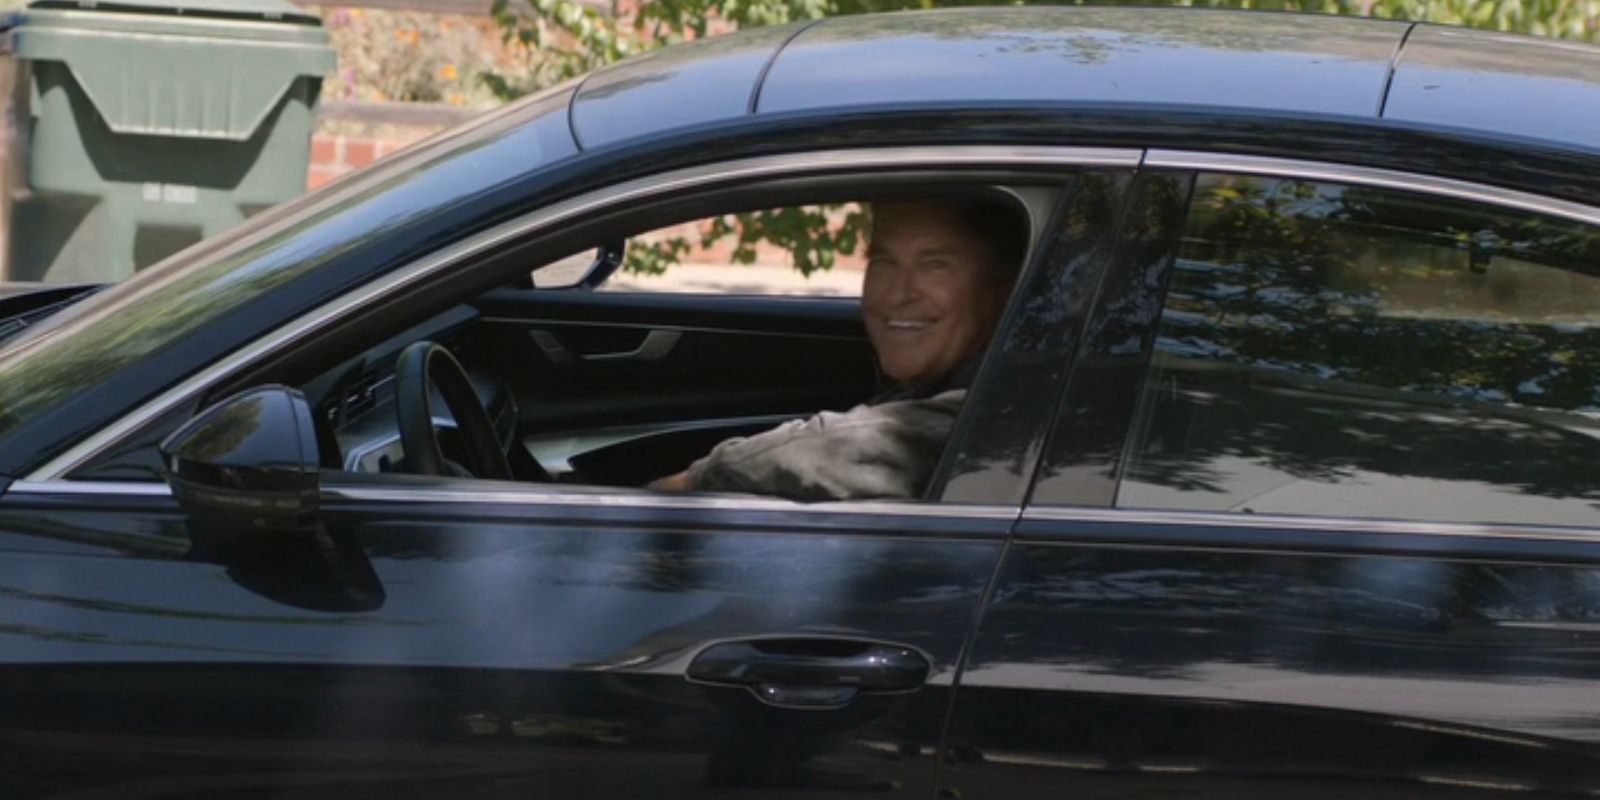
top-left (0, 0), bottom-right (335, 283)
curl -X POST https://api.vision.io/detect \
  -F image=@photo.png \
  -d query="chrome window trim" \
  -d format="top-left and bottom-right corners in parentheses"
top-left (322, 485), bottom-right (1019, 520)
top-left (16, 479), bottom-right (1598, 539)
top-left (24, 145), bottom-right (1139, 482)
top-left (8, 480), bottom-right (174, 497)
top-left (1145, 149), bottom-right (1600, 228)
top-left (5, 480), bottom-right (1017, 521)
top-left (1023, 505), bottom-right (1600, 544)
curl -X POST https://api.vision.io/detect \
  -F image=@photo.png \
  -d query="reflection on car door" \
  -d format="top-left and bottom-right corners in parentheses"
top-left (941, 167), bottom-right (1600, 798)
top-left (950, 528), bottom-right (1600, 799)
top-left (0, 483), bottom-right (1007, 799)
top-left (331, 491), bottom-right (1012, 799)
top-left (0, 159), bottom-right (1144, 800)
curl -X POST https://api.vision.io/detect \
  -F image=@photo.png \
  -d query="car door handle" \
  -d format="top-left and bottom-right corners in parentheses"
top-left (583, 329), bottom-right (682, 362)
top-left (687, 637), bottom-right (931, 710)
top-left (528, 329), bottom-right (682, 364)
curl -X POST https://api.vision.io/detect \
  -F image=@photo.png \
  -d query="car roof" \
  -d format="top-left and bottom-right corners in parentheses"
top-left (570, 6), bottom-right (1600, 157)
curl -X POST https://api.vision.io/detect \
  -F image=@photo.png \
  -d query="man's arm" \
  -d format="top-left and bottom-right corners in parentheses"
top-left (652, 390), bottom-right (965, 502)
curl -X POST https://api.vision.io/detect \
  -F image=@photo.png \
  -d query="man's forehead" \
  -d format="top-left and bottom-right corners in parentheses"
top-left (867, 242), bottom-right (965, 260)
top-left (872, 200), bottom-right (967, 227)
top-left (869, 202), bottom-right (983, 247)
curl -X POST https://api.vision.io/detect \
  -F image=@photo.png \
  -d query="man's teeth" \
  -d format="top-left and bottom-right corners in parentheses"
top-left (887, 320), bottom-right (931, 330)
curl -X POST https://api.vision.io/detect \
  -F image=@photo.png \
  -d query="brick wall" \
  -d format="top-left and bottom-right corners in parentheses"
top-left (307, 131), bottom-right (435, 190)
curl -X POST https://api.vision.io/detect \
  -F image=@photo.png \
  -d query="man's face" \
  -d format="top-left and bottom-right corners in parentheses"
top-left (862, 202), bottom-right (1007, 388)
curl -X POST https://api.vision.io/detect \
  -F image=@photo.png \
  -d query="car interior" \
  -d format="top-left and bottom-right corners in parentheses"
top-left (75, 177), bottom-right (1062, 501)
top-left (303, 276), bottom-right (879, 490)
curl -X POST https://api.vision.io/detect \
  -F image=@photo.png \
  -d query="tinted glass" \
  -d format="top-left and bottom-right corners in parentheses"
top-left (1119, 174), bottom-right (1600, 526)
top-left (938, 171), bottom-right (1141, 504)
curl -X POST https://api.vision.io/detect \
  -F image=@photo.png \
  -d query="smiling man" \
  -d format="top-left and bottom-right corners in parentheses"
top-left (650, 197), bottom-right (1029, 501)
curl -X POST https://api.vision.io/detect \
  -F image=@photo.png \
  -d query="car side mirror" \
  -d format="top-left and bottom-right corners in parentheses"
top-left (160, 386), bottom-right (384, 612)
top-left (159, 385), bottom-right (320, 543)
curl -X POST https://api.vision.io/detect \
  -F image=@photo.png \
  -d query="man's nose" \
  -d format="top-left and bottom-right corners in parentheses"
top-left (882, 266), bottom-right (919, 306)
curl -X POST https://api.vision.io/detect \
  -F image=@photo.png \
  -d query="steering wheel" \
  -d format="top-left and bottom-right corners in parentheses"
top-left (394, 341), bottom-right (513, 480)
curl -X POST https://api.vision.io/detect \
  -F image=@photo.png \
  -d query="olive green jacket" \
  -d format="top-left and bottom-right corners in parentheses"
top-left (683, 388), bottom-right (967, 501)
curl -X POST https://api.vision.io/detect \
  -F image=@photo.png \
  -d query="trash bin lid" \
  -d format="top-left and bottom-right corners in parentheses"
top-left (22, 0), bottom-right (320, 26)
top-left (1, 0), bottom-right (335, 141)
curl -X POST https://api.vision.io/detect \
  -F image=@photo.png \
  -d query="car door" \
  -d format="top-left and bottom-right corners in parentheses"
top-left (942, 158), bottom-right (1600, 798)
top-left (0, 479), bottom-right (1004, 800)
top-left (0, 160), bottom-right (1146, 799)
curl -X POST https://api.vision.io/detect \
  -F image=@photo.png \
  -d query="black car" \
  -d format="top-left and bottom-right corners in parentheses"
top-left (2, 6), bottom-right (1600, 798)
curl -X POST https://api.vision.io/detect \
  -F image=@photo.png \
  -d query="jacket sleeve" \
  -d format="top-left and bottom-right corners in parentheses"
top-left (682, 389), bottom-right (966, 501)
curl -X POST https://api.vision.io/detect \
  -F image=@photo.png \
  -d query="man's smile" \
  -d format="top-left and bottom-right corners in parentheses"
top-left (884, 319), bottom-right (934, 332)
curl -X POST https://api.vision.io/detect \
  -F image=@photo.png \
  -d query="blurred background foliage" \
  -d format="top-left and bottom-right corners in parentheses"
top-left (487, 0), bottom-right (1600, 100)
top-left (317, 6), bottom-right (530, 105)
top-left (625, 205), bottom-right (868, 277)
top-left (478, 0), bottom-right (1600, 276)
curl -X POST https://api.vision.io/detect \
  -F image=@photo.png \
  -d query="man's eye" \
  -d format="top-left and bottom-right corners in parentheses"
top-left (921, 260), bottom-right (952, 271)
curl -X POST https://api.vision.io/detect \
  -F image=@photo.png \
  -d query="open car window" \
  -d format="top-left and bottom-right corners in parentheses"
top-left (466, 194), bottom-right (1039, 502)
top-left (67, 176), bottom-right (1060, 509)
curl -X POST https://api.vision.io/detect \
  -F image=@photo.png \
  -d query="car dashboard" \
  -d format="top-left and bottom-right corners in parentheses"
top-left (301, 305), bottom-right (519, 476)
top-left (299, 303), bottom-right (803, 487)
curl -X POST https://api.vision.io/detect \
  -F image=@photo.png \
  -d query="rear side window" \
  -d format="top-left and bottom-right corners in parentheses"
top-left (1118, 174), bottom-right (1600, 526)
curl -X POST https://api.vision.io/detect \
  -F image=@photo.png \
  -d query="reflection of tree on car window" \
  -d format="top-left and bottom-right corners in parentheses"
top-left (650, 198), bottom-right (1027, 501)
top-left (1121, 176), bottom-right (1600, 524)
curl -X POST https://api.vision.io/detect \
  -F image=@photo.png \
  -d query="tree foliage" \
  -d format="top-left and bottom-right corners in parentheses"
top-left (489, 0), bottom-right (1600, 99)
top-left (485, 0), bottom-right (1600, 276)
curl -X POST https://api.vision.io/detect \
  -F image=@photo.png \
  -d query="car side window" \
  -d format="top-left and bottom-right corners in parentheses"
top-left (1117, 173), bottom-right (1600, 526)
top-left (63, 184), bottom-right (1048, 505)
top-left (503, 196), bottom-right (1029, 502)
